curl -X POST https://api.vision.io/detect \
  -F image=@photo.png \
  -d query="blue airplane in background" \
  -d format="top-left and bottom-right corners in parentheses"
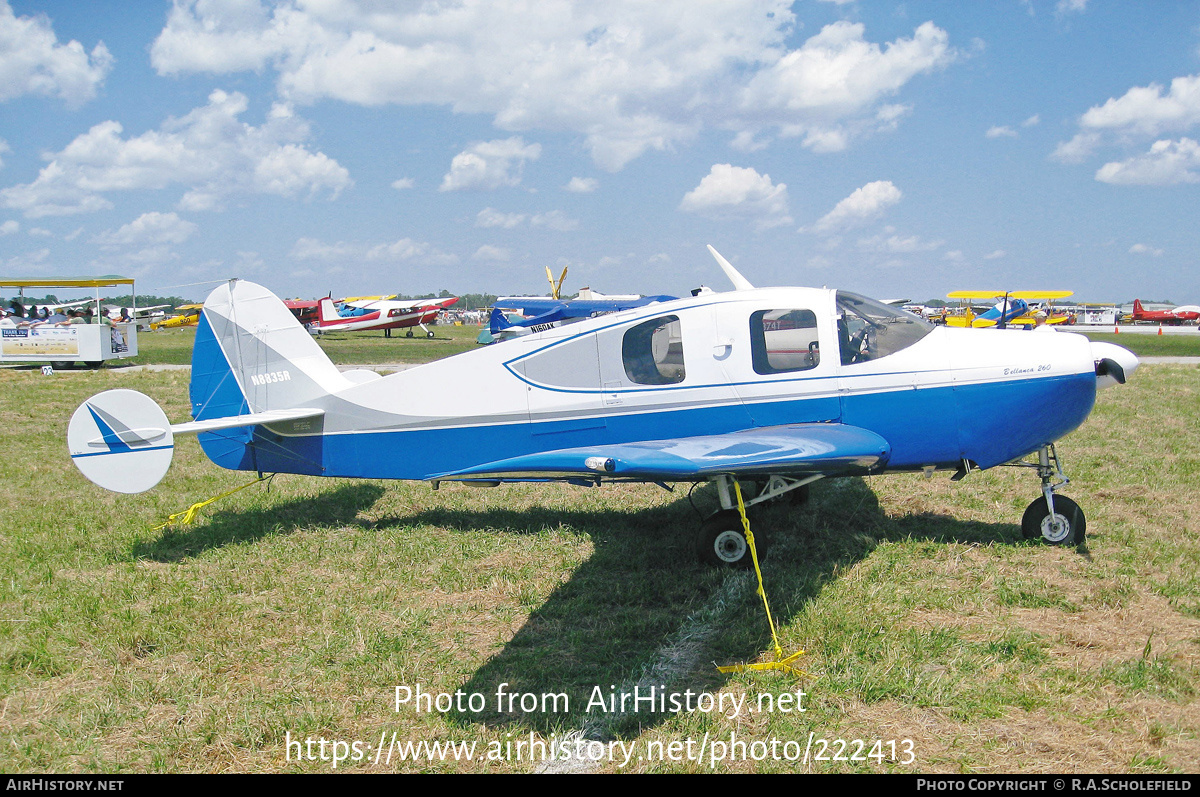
top-left (487, 287), bottom-right (679, 342)
top-left (68, 246), bottom-right (1138, 567)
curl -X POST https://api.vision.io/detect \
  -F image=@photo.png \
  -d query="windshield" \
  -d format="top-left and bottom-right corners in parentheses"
top-left (836, 291), bottom-right (933, 365)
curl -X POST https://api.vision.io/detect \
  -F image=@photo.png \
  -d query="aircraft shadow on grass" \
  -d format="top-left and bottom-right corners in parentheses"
top-left (130, 482), bottom-right (387, 562)
top-left (385, 477), bottom-right (1025, 739)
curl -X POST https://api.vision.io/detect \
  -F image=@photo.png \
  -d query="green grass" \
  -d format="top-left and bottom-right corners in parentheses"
top-left (1077, 330), bottom-right (1200, 357)
top-left (1, 361), bottom-right (1198, 772)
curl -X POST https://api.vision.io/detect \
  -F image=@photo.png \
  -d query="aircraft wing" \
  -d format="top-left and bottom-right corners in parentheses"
top-left (431, 423), bottom-right (890, 481)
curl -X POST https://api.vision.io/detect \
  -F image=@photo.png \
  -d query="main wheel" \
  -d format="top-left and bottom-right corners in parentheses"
top-left (1021, 494), bottom-right (1086, 546)
top-left (405, 329), bottom-right (413, 338)
top-left (697, 510), bottom-right (760, 568)
top-left (426, 330), bottom-right (435, 338)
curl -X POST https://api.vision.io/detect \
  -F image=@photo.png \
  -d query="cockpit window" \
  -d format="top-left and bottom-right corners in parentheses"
top-left (836, 292), bottom-right (933, 365)
top-left (622, 315), bottom-right (684, 385)
top-left (750, 309), bottom-right (820, 374)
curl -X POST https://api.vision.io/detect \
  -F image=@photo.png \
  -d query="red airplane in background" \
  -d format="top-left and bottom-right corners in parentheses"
top-left (1129, 299), bottom-right (1200, 325)
top-left (311, 295), bottom-right (459, 337)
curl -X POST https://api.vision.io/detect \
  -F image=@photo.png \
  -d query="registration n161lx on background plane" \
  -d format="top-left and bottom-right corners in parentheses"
top-left (68, 247), bottom-right (1138, 565)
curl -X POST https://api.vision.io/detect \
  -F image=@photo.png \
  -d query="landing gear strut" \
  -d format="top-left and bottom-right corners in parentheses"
top-left (1016, 444), bottom-right (1086, 546)
top-left (695, 474), bottom-right (822, 567)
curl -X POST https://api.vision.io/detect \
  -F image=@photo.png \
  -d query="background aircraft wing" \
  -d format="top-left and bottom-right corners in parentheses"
top-left (431, 423), bottom-right (891, 481)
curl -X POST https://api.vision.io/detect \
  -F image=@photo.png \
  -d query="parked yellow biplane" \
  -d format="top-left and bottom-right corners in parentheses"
top-left (944, 291), bottom-right (1075, 329)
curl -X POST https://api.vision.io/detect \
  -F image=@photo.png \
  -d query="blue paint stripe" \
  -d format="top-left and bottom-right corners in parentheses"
top-left (200, 372), bottom-right (1098, 481)
top-left (72, 445), bottom-right (174, 459)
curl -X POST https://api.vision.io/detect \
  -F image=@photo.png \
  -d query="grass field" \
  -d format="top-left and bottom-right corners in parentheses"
top-left (123, 323), bottom-right (484, 367)
top-left (0, 356), bottom-right (1197, 771)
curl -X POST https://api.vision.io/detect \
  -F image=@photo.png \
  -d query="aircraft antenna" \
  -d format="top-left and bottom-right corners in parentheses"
top-left (707, 245), bottom-right (755, 291)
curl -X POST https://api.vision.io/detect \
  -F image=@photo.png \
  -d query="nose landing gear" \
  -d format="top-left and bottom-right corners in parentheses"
top-left (1017, 444), bottom-right (1086, 546)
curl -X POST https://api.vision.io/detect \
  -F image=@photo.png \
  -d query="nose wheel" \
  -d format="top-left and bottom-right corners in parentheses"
top-left (1021, 494), bottom-right (1085, 545)
top-left (1016, 444), bottom-right (1086, 546)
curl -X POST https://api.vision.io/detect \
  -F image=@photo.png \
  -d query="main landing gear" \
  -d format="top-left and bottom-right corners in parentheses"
top-left (696, 474), bottom-right (822, 567)
top-left (404, 324), bottom-right (436, 338)
top-left (1015, 444), bottom-right (1086, 546)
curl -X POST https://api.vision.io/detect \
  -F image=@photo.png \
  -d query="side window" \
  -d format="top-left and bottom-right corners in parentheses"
top-left (622, 315), bottom-right (684, 385)
top-left (750, 309), bottom-right (820, 374)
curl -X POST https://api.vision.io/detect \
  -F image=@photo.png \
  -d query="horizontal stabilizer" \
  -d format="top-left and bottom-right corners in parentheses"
top-left (70, 388), bottom-right (326, 494)
top-left (432, 423), bottom-right (890, 482)
top-left (68, 389), bottom-right (176, 494)
top-left (171, 407), bottom-right (325, 436)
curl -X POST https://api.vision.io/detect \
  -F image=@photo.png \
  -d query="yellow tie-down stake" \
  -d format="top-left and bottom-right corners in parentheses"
top-left (716, 479), bottom-right (811, 679)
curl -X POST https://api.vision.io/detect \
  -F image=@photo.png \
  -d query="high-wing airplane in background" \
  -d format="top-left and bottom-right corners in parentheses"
top-left (69, 247), bottom-right (1137, 566)
top-left (313, 296), bottom-right (459, 337)
top-left (1127, 299), bottom-right (1200, 325)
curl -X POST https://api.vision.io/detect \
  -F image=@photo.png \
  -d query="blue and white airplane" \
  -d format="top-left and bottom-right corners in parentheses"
top-left (68, 247), bottom-right (1138, 565)
top-left (488, 288), bottom-right (679, 342)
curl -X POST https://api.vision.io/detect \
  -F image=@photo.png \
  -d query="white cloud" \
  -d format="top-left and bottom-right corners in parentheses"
top-left (0, 137), bottom-right (8, 168)
top-left (943, 250), bottom-right (964, 261)
top-left (1080, 75), bottom-right (1200, 137)
top-left (858, 231), bottom-right (944, 253)
top-left (475, 206), bottom-right (577, 230)
top-left (472, 245), bottom-right (510, 262)
top-left (391, 178), bottom-right (415, 190)
top-left (0, 219), bottom-right (17, 235)
top-left (1056, 0), bottom-right (1089, 15)
top-left (565, 177), bottom-right (597, 193)
top-left (679, 164), bottom-right (791, 230)
top-left (986, 125), bottom-right (1017, 138)
top-left (739, 21), bottom-right (954, 152)
top-left (1051, 131), bottom-right (1101, 163)
top-left (440, 137), bottom-right (541, 191)
top-left (983, 249), bottom-right (1006, 260)
top-left (1022, 114), bottom-right (1040, 127)
top-left (0, 90), bottom-right (350, 217)
top-left (292, 236), bottom-right (458, 265)
top-left (0, 0), bottom-right (113, 106)
top-left (476, 207), bottom-right (526, 228)
top-left (531, 210), bottom-right (579, 231)
top-left (93, 211), bottom-right (198, 248)
top-left (812, 180), bottom-right (901, 233)
top-left (1129, 243), bottom-right (1163, 256)
top-left (1095, 138), bottom-right (1200, 185)
top-left (28, 227), bottom-right (50, 237)
top-left (149, 3), bottom-right (955, 170)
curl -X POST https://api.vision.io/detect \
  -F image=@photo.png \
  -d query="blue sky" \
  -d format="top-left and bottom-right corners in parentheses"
top-left (2, 0), bottom-right (1199, 304)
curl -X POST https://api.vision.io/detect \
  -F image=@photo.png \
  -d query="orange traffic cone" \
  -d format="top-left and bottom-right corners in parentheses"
top-left (1158, 326), bottom-right (1163, 335)
top-left (1114, 325), bottom-right (1119, 334)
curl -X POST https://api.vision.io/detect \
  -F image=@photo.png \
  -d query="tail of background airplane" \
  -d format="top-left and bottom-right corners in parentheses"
top-left (489, 306), bottom-right (514, 335)
top-left (317, 296), bottom-right (342, 326)
top-left (1132, 299), bottom-right (1145, 317)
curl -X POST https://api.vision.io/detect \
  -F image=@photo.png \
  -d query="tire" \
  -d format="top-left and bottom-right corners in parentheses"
top-left (1021, 495), bottom-right (1086, 546)
top-left (697, 510), bottom-right (761, 568)
top-left (427, 331), bottom-right (435, 338)
top-left (405, 329), bottom-right (413, 338)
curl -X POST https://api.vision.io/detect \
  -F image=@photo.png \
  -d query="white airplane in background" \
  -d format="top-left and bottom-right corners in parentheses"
top-left (313, 296), bottom-right (460, 337)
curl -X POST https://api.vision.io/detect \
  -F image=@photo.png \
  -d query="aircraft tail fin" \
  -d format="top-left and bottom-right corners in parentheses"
top-left (191, 280), bottom-right (349, 422)
top-left (317, 296), bottom-right (342, 325)
top-left (489, 306), bottom-right (514, 335)
top-left (1133, 299), bottom-right (1144, 315)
